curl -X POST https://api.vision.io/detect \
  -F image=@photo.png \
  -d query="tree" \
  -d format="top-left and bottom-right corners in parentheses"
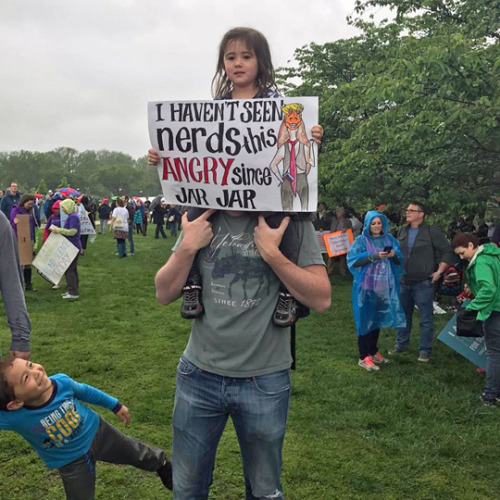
top-left (278, 0), bottom-right (500, 224)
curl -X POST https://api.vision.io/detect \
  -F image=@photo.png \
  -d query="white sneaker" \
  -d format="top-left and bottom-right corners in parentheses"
top-left (52, 283), bottom-right (61, 290)
top-left (62, 293), bottom-right (79, 300)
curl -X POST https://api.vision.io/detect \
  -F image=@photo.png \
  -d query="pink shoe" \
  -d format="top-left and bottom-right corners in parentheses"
top-left (358, 356), bottom-right (380, 372)
top-left (372, 352), bottom-right (390, 365)
top-left (476, 367), bottom-right (486, 374)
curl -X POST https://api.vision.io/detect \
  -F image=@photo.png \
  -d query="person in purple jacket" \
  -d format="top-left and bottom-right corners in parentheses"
top-left (49, 199), bottom-right (81, 300)
top-left (10, 194), bottom-right (37, 291)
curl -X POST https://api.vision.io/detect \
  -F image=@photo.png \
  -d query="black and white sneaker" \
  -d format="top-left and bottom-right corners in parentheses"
top-left (273, 291), bottom-right (299, 327)
top-left (181, 285), bottom-right (204, 319)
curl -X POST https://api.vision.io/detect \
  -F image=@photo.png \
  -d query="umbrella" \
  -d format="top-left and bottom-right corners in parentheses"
top-left (132, 196), bottom-right (142, 203)
top-left (111, 195), bottom-right (119, 201)
top-left (149, 194), bottom-right (163, 211)
top-left (58, 187), bottom-right (80, 198)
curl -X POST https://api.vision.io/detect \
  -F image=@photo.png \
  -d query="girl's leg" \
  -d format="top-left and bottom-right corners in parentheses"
top-left (117, 239), bottom-right (126, 258)
top-left (23, 266), bottom-right (33, 290)
top-left (65, 256), bottom-right (79, 295)
top-left (358, 333), bottom-right (371, 360)
top-left (368, 329), bottom-right (381, 356)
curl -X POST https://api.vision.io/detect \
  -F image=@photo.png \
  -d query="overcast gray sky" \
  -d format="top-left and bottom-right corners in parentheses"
top-left (1, 0), bottom-right (365, 160)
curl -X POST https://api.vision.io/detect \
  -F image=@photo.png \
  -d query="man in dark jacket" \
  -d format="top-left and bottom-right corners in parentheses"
top-left (390, 202), bottom-right (454, 362)
top-left (0, 181), bottom-right (21, 219)
top-left (98, 199), bottom-right (112, 235)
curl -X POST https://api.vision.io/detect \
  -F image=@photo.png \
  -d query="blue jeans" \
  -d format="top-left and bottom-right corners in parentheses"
top-left (155, 223), bottom-right (167, 239)
top-left (127, 225), bottom-right (135, 254)
top-left (172, 356), bottom-right (290, 500)
top-left (483, 311), bottom-right (500, 399)
top-left (396, 280), bottom-right (435, 354)
top-left (116, 239), bottom-right (126, 258)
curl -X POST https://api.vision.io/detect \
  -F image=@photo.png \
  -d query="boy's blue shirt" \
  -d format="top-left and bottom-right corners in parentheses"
top-left (0, 373), bottom-right (120, 469)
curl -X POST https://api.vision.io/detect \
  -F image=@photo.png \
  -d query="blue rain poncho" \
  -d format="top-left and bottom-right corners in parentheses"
top-left (347, 211), bottom-right (406, 336)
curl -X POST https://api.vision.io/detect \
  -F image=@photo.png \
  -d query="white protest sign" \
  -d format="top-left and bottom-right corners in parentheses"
top-left (32, 232), bottom-right (79, 285)
top-left (148, 97), bottom-right (318, 212)
top-left (324, 229), bottom-right (354, 257)
top-left (77, 206), bottom-right (96, 242)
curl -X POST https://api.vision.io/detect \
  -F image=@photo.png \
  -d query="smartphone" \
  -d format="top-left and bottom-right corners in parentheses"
top-left (383, 245), bottom-right (393, 252)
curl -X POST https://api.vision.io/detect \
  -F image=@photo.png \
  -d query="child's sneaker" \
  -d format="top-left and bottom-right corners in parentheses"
top-left (358, 356), bottom-right (380, 372)
top-left (157, 459), bottom-right (173, 490)
top-left (181, 285), bottom-right (204, 319)
top-left (372, 352), bottom-right (390, 365)
top-left (273, 291), bottom-right (299, 327)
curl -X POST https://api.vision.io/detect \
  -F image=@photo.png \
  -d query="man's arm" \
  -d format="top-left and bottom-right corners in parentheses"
top-left (430, 226), bottom-right (455, 283)
top-left (254, 216), bottom-right (331, 313)
top-left (0, 212), bottom-right (31, 357)
top-left (155, 210), bottom-right (216, 305)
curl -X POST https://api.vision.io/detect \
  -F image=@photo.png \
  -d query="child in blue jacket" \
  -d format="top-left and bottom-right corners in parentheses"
top-left (0, 356), bottom-right (172, 499)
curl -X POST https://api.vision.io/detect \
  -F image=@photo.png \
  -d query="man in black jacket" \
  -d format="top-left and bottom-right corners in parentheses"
top-left (0, 181), bottom-right (21, 219)
top-left (390, 202), bottom-right (454, 362)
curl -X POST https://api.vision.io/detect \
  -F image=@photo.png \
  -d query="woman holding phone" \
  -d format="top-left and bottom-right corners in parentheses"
top-left (347, 211), bottom-right (406, 371)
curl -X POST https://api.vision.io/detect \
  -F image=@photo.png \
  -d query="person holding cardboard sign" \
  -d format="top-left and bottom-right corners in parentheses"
top-left (10, 194), bottom-right (37, 292)
top-left (49, 199), bottom-right (81, 300)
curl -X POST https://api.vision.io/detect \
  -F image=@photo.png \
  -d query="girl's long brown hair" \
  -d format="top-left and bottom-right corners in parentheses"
top-left (211, 27), bottom-right (278, 99)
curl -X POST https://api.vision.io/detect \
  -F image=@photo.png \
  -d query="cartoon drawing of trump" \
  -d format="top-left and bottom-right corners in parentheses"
top-left (269, 103), bottom-right (314, 211)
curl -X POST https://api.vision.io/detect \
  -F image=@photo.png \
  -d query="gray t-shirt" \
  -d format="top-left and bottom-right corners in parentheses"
top-left (174, 212), bottom-right (324, 377)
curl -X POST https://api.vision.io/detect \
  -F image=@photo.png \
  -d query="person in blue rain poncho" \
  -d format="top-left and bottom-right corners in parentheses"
top-left (347, 211), bottom-right (406, 371)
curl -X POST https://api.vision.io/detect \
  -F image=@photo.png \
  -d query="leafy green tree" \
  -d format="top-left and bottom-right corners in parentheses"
top-left (279, 0), bottom-right (499, 224)
top-left (36, 179), bottom-right (48, 195)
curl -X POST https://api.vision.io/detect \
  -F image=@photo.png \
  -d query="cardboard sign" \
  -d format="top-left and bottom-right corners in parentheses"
top-left (316, 231), bottom-right (329, 254)
top-left (323, 229), bottom-right (354, 257)
top-left (148, 98), bottom-right (318, 212)
top-left (437, 312), bottom-right (487, 369)
top-left (32, 232), bottom-right (79, 285)
top-left (16, 214), bottom-right (33, 265)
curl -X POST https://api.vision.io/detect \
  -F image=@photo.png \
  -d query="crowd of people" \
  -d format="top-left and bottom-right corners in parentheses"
top-left (0, 25), bottom-right (499, 500)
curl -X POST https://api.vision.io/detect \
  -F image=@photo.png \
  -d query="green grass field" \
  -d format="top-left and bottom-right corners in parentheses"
top-left (1, 229), bottom-right (499, 499)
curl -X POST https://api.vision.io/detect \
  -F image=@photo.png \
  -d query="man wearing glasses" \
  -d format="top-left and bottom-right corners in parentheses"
top-left (390, 202), bottom-right (454, 362)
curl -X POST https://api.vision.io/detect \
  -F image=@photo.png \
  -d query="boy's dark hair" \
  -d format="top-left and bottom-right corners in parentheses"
top-left (0, 356), bottom-right (16, 411)
top-left (212, 27), bottom-right (278, 99)
top-left (452, 233), bottom-right (479, 249)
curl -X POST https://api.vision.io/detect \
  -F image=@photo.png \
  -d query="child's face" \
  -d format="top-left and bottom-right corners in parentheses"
top-left (4, 358), bottom-right (53, 408)
top-left (223, 39), bottom-right (258, 91)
